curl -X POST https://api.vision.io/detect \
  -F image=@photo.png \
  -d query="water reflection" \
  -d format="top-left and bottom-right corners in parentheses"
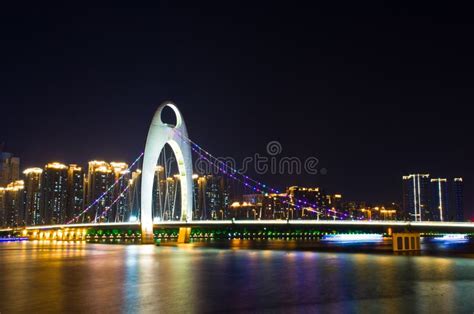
top-left (0, 241), bottom-right (473, 313)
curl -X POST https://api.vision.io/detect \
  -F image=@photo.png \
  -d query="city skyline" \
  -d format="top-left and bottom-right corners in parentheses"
top-left (1, 148), bottom-right (469, 227)
top-left (2, 131), bottom-right (471, 221)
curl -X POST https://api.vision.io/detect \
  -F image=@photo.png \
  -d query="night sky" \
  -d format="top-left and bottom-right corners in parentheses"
top-left (1, 3), bottom-right (473, 215)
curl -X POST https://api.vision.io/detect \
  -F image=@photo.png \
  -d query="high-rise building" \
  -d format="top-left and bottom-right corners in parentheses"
top-left (261, 193), bottom-right (288, 219)
top-left (240, 194), bottom-right (265, 219)
top-left (193, 174), bottom-right (207, 220)
top-left (0, 152), bottom-right (20, 187)
top-left (153, 166), bottom-right (166, 221)
top-left (287, 186), bottom-right (327, 219)
top-left (41, 163), bottom-right (68, 225)
top-left (0, 187), bottom-right (5, 226)
top-left (110, 162), bottom-right (130, 222)
top-left (430, 178), bottom-right (449, 221)
top-left (85, 161), bottom-right (115, 222)
top-left (453, 178), bottom-right (464, 221)
top-left (195, 175), bottom-right (230, 220)
top-left (67, 164), bottom-right (84, 222)
top-left (326, 194), bottom-right (343, 214)
top-left (402, 174), bottom-right (430, 221)
top-left (164, 175), bottom-right (180, 220)
top-left (2, 180), bottom-right (25, 227)
top-left (128, 169), bottom-right (141, 221)
top-left (23, 168), bottom-right (43, 225)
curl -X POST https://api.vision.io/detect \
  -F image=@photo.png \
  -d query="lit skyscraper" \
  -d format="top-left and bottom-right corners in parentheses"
top-left (2, 180), bottom-right (25, 227)
top-left (0, 152), bottom-right (20, 187)
top-left (201, 175), bottom-right (230, 220)
top-left (453, 178), bottom-right (464, 221)
top-left (189, 175), bottom-right (230, 220)
top-left (193, 174), bottom-right (206, 220)
top-left (402, 174), bottom-right (430, 221)
top-left (261, 193), bottom-right (288, 220)
top-left (287, 186), bottom-right (326, 219)
top-left (430, 178), bottom-right (449, 221)
top-left (110, 162), bottom-right (130, 222)
top-left (128, 169), bottom-right (141, 221)
top-left (86, 161), bottom-right (114, 222)
top-left (152, 166), bottom-right (166, 220)
top-left (326, 194), bottom-right (343, 213)
top-left (41, 163), bottom-right (68, 224)
top-left (0, 187), bottom-right (5, 226)
top-left (164, 175), bottom-right (180, 220)
top-left (23, 168), bottom-right (43, 225)
top-left (67, 164), bottom-right (84, 222)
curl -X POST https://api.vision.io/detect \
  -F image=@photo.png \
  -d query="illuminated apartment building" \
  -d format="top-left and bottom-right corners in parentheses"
top-left (67, 164), bottom-right (84, 222)
top-left (23, 168), bottom-right (43, 225)
top-left (110, 162), bottom-right (130, 222)
top-left (402, 174), bottom-right (430, 221)
top-left (430, 178), bottom-right (449, 221)
top-left (41, 163), bottom-right (68, 224)
top-left (85, 161), bottom-right (115, 222)
top-left (453, 178), bottom-right (464, 221)
top-left (1, 180), bottom-right (24, 227)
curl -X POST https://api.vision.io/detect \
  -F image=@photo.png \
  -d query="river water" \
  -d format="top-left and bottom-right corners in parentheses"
top-left (0, 239), bottom-right (473, 313)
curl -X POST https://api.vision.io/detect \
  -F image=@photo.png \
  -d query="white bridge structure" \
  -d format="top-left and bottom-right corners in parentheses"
top-left (141, 102), bottom-right (194, 243)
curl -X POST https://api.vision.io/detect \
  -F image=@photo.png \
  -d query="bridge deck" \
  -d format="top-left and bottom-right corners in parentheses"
top-left (2, 220), bottom-right (474, 233)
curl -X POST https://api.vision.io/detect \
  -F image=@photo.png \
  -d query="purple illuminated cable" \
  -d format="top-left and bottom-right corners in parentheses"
top-left (66, 152), bottom-right (144, 224)
top-left (174, 129), bottom-right (280, 193)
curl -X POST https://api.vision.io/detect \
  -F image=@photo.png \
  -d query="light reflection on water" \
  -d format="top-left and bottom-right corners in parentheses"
top-left (0, 240), bottom-right (473, 313)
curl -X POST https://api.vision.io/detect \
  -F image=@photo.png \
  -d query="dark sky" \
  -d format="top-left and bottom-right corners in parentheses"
top-left (1, 2), bottom-right (473, 215)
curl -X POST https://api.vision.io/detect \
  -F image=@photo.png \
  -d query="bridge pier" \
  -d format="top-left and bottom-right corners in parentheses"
top-left (392, 232), bottom-right (420, 252)
top-left (177, 227), bottom-right (191, 243)
top-left (141, 223), bottom-right (155, 244)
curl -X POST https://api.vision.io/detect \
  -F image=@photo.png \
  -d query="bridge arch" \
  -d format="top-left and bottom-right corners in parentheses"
top-left (141, 102), bottom-right (193, 243)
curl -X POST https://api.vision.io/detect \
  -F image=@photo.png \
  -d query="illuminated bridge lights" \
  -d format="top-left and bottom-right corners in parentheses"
top-left (2, 220), bottom-right (474, 243)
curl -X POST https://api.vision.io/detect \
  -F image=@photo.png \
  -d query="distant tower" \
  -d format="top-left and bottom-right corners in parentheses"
top-left (402, 174), bottom-right (430, 221)
top-left (128, 169), bottom-right (141, 221)
top-left (23, 168), bottom-right (43, 225)
top-left (1, 180), bottom-right (24, 227)
top-left (110, 162), bottom-right (130, 222)
top-left (430, 178), bottom-right (449, 221)
top-left (67, 165), bottom-right (84, 222)
top-left (195, 175), bottom-right (231, 220)
top-left (453, 178), bottom-right (464, 221)
top-left (152, 166), bottom-right (166, 221)
top-left (0, 152), bottom-right (20, 187)
top-left (287, 186), bottom-right (326, 219)
top-left (41, 163), bottom-right (68, 225)
top-left (86, 161), bottom-right (114, 222)
top-left (0, 187), bottom-right (4, 226)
